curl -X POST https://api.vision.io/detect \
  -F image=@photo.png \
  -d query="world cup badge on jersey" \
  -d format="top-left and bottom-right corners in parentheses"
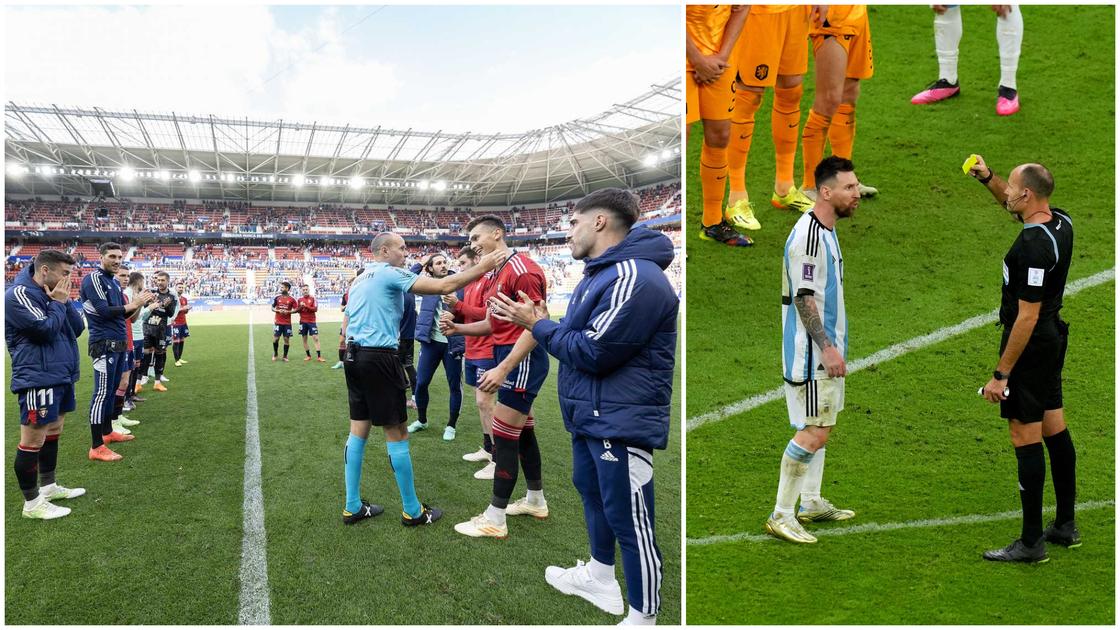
top-left (802, 263), bottom-right (815, 281)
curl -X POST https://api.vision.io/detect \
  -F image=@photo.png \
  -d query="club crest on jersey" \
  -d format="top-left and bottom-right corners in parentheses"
top-left (755, 64), bottom-right (769, 80)
top-left (802, 263), bottom-right (815, 281)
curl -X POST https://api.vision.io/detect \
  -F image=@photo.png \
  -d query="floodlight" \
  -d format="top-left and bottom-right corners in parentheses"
top-left (642, 154), bottom-right (658, 167)
top-left (188, 170), bottom-right (202, 183)
top-left (292, 175), bottom-right (305, 187)
top-left (433, 180), bottom-right (447, 191)
top-left (349, 176), bottom-right (364, 189)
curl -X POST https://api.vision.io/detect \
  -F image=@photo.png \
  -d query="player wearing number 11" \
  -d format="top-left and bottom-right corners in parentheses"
top-left (7, 250), bottom-right (88, 519)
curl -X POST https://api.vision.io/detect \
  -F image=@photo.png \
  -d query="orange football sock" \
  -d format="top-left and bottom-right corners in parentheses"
top-left (700, 143), bottom-right (728, 227)
top-left (800, 108), bottom-right (832, 190)
top-left (727, 90), bottom-right (763, 196)
top-left (828, 103), bottom-right (856, 160)
top-left (771, 85), bottom-right (803, 193)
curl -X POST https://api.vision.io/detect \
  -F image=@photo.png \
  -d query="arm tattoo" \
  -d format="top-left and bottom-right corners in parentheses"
top-left (793, 294), bottom-right (833, 350)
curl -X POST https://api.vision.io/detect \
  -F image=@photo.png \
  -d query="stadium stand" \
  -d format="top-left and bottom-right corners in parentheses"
top-left (6, 182), bottom-right (680, 305)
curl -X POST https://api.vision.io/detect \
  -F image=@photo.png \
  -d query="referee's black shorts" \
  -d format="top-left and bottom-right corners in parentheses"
top-left (1000, 319), bottom-right (1069, 423)
top-left (344, 347), bottom-right (409, 426)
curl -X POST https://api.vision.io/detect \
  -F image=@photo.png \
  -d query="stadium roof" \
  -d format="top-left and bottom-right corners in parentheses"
top-left (4, 79), bottom-right (679, 206)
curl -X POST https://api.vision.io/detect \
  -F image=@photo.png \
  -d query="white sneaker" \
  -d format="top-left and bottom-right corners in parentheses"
top-left (111, 421), bottom-right (132, 435)
top-left (139, 376), bottom-right (149, 386)
top-left (506, 497), bottom-right (549, 519)
top-left (443, 426), bottom-right (456, 441)
top-left (22, 496), bottom-right (71, 520)
top-left (40, 483), bottom-right (86, 501)
top-left (122, 400), bottom-right (135, 412)
top-left (407, 420), bottom-right (428, 433)
top-left (159, 375), bottom-right (170, 383)
top-left (545, 560), bottom-right (624, 615)
top-left (453, 513), bottom-right (508, 538)
top-left (462, 448), bottom-right (491, 462)
top-left (473, 461), bottom-right (496, 480)
top-left (118, 416), bottom-right (140, 427)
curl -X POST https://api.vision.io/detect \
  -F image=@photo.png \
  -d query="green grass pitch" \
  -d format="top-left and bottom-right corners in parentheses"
top-left (5, 318), bottom-right (680, 624)
top-left (685, 5), bottom-right (1114, 624)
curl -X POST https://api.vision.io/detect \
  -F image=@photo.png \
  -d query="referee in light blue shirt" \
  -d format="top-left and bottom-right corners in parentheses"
top-left (341, 232), bottom-right (503, 527)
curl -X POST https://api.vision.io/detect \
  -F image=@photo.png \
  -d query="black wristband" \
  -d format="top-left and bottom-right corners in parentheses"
top-left (978, 169), bottom-right (994, 185)
top-left (993, 369), bottom-right (1009, 380)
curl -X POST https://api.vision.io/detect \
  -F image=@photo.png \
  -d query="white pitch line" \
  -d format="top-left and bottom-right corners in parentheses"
top-left (238, 313), bottom-right (271, 624)
top-left (688, 499), bottom-right (1114, 546)
top-left (687, 268), bottom-right (1115, 432)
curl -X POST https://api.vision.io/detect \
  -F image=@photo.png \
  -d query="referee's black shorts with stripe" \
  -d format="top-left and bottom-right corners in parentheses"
top-left (1000, 319), bottom-right (1069, 423)
top-left (344, 347), bottom-right (409, 426)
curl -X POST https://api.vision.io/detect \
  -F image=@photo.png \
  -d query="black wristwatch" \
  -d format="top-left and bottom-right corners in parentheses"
top-left (978, 168), bottom-right (994, 184)
top-left (993, 370), bottom-right (1009, 380)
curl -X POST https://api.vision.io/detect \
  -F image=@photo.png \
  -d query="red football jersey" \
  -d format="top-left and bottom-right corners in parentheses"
top-left (173, 295), bottom-right (189, 326)
top-left (485, 252), bottom-right (546, 346)
top-left (296, 295), bottom-right (318, 324)
top-left (273, 294), bottom-right (299, 325)
top-left (457, 274), bottom-right (494, 360)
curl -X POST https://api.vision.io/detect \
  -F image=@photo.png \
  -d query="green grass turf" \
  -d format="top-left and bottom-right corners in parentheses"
top-left (6, 317), bottom-right (681, 624)
top-left (685, 5), bottom-right (1114, 624)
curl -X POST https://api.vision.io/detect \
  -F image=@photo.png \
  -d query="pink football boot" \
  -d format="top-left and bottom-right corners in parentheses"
top-left (996, 86), bottom-right (1020, 116)
top-left (911, 79), bottom-right (960, 104)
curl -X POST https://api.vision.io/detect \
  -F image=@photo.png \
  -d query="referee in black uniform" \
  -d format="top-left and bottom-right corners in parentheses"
top-left (969, 155), bottom-right (1078, 563)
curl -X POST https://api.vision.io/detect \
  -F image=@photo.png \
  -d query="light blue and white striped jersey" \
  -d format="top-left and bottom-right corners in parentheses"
top-left (781, 212), bottom-right (847, 383)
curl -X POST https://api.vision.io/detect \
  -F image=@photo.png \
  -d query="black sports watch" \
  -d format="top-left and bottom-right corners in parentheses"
top-left (978, 168), bottom-right (994, 184)
top-left (993, 370), bottom-right (1009, 381)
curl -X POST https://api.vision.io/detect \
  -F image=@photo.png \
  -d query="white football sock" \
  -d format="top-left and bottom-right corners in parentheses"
top-left (623, 607), bottom-right (656, 625)
top-left (996, 6), bottom-right (1023, 90)
top-left (23, 492), bottom-right (42, 511)
top-left (933, 6), bottom-right (963, 84)
top-left (774, 440), bottom-right (814, 515)
top-left (801, 447), bottom-right (826, 503)
top-left (527, 489), bottom-right (545, 505)
top-left (588, 557), bottom-right (616, 584)
top-left (485, 503), bottom-right (506, 525)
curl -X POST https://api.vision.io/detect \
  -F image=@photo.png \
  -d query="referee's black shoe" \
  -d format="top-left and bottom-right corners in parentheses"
top-left (343, 501), bottom-right (385, 525)
top-left (402, 503), bottom-right (443, 527)
top-left (982, 538), bottom-right (1049, 564)
top-left (1043, 520), bottom-right (1082, 548)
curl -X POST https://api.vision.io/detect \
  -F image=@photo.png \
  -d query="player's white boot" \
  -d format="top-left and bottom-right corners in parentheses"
top-left (40, 483), bottom-right (86, 501)
top-left (544, 560), bottom-right (625, 615)
top-left (22, 495), bottom-right (71, 520)
top-left (111, 420), bottom-right (132, 435)
top-left (159, 375), bottom-right (170, 383)
top-left (139, 376), bottom-right (149, 386)
top-left (473, 461), bottom-right (496, 479)
top-left (506, 496), bottom-right (549, 519)
top-left (453, 511), bottom-right (508, 539)
top-left (462, 448), bottom-right (491, 462)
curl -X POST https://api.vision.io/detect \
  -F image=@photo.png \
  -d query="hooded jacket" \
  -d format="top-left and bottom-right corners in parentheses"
top-left (531, 227), bottom-right (678, 450)
top-left (6, 263), bottom-right (85, 392)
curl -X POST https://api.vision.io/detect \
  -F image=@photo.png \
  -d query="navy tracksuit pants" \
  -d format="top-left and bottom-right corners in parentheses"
top-left (414, 340), bottom-right (462, 425)
top-left (572, 435), bottom-right (663, 616)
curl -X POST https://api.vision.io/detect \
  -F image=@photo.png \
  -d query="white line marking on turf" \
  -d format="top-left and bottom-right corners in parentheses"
top-left (688, 499), bottom-right (1114, 546)
top-left (238, 313), bottom-right (271, 624)
top-left (687, 268), bottom-right (1115, 431)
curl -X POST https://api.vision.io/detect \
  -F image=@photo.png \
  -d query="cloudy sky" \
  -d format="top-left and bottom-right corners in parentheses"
top-left (5, 5), bottom-right (679, 134)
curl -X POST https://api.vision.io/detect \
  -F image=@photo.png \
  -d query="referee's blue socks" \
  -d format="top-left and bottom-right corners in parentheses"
top-left (344, 433), bottom-right (367, 514)
top-left (387, 440), bottom-right (422, 518)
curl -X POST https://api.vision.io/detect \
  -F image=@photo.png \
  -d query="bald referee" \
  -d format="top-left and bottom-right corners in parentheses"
top-left (341, 232), bottom-right (503, 526)
top-left (969, 155), bottom-right (1078, 563)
